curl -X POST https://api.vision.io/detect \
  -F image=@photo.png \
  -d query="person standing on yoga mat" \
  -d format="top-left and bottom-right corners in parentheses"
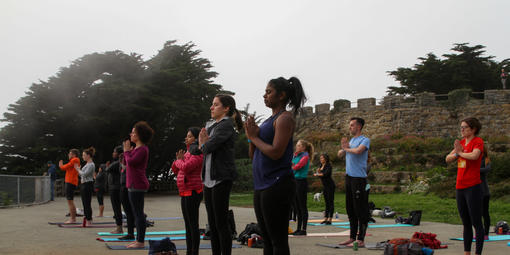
top-left (199, 94), bottom-right (241, 255)
top-left (123, 121), bottom-right (154, 249)
top-left (119, 148), bottom-right (136, 240)
top-left (446, 117), bottom-right (485, 255)
top-left (480, 148), bottom-right (491, 240)
top-left (94, 164), bottom-right (106, 217)
top-left (106, 146), bottom-right (125, 234)
top-left (245, 76), bottom-right (306, 255)
top-left (172, 127), bottom-right (204, 255)
top-left (59, 149), bottom-right (81, 224)
top-left (337, 117), bottom-right (370, 248)
top-left (291, 139), bottom-right (313, 235)
top-left (314, 153), bottom-right (335, 225)
top-left (74, 147), bottom-right (96, 226)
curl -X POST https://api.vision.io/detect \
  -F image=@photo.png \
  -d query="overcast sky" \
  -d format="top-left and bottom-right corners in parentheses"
top-left (1, 0), bottom-right (509, 124)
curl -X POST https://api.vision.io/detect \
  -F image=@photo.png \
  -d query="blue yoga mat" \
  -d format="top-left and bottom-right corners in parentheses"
top-left (105, 243), bottom-right (242, 250)
top-left (98, 230), bottom-right (186, 236)
top-left (336, 224), bottom-right (414, 229)
top-left (507, 242), bottom-right (510, 246)
top-left (450, 235), bottom-right (510, 242)
top-left (99, 235), bottom-right (201, 242)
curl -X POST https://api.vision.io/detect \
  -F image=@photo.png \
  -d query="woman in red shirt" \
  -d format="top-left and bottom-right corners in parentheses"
top-left (171, 127), bottom-right (204, 255)
top-left (446, 117), bottom-right (484, 255)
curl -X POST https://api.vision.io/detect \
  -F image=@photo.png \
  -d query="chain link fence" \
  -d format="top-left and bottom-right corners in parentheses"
top-left (0, 174), bottom-right (52, 207)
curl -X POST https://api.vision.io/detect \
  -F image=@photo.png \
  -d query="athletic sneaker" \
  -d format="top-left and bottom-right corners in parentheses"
top-left (325, 221), bottom-right (332, 225)
top-left (292, 230), bottom-right (307, 236)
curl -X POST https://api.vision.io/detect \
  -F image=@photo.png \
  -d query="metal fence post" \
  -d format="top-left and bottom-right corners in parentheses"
top-left (17, 176), bottom-right (20, 205)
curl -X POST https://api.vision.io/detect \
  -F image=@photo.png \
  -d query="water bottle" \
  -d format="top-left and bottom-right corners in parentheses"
top-left (352, 241), bottom-right (358, 251)
top-left (335, 212), bottom-right (339, 219)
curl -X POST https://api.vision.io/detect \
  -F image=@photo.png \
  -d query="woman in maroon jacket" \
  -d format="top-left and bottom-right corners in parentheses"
top-left (172, 127), bottom-right (204, 255)
top-left (123, 121), bottom-right (154, 249)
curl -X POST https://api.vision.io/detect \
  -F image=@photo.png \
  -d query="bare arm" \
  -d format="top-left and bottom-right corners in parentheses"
top-left (344, 145), bottom-right (367, 155)
top-left (445, 149), bottom-right (457, 163)
top-left (337, 149), bottom-right (345, 158)
top-left (248, 112), bottom-right (294, 160)
top-left (248, 142), bottom-right (255, 159)
top-left (459, 149), bottom-right (482, 161)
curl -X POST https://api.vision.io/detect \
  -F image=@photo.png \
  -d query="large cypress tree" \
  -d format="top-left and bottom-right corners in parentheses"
top-left (0, 41), bottom-right (226, 180)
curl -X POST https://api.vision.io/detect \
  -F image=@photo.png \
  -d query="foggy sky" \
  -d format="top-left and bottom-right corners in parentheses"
top-left (1, 0), bottom-right (509, 126)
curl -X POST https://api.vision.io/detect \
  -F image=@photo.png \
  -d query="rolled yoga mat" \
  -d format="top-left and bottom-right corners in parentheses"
top-left (105, 243), bottom-right (242, 250)
top-left (98, 230), bottom-right (186, 236)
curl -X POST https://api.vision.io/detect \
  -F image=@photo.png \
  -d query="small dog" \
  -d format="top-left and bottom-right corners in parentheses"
top-left (313, 192), bottom-right (322, 202)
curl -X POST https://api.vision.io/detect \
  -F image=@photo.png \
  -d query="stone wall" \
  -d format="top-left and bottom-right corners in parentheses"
top-left (295, 89), bottom-right (510, 140)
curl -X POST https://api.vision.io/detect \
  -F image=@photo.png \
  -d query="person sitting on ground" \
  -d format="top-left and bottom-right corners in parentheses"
top-left (59, 149), bottom-right (81, 224)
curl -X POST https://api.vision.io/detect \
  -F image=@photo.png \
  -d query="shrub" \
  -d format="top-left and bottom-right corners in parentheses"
top-left (233, 158), bottom-right (253, 192)
top-left (489, 152), bottom-right (510, 183)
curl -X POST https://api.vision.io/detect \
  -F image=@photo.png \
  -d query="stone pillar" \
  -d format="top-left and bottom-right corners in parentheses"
top-left (333, 99), bottom-right (351, 112)
top-left (484, 89), bottom-right (510, 104)
top-left (300, 106), bottom-right (314, 116)
top-left (357, 98), bottom-right (376, 110)
top-left (383, 95), bottom-right (403, 109)
top-left (416, 92), bottom-right (436, 107)
top-left (315, 103), bottom-right (330, 115)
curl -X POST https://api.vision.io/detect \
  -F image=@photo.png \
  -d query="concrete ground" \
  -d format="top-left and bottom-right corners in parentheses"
top-left (0, 194), bottom-right (508, 255)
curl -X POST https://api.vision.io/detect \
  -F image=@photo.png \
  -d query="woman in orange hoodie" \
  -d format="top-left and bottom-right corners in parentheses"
top-left (59, 149), bottom-right (81, 224)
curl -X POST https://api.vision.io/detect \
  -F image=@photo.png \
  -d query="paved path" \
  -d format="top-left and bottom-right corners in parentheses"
top-left (0, 195), bottom-right (508, 254)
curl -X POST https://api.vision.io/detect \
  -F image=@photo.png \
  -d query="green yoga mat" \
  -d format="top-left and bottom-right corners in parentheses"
top-left (98, 230), bottom-right (186, 236)
top-left (105, 243), bottom-right (242, 250)
top-left (336, 224), bottom-right (414, 229)
top-left (450, 235), bottom-right (510, 242)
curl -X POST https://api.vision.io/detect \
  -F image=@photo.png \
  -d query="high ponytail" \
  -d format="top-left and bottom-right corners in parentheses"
top-left (215, 94), bottom-right (244, 131)
top-left (83, 146), bottom-right (96, 157)
top-left (268, 76), bottom-right (307, 114)
top-left (298, 139), bottom-right (314, 161)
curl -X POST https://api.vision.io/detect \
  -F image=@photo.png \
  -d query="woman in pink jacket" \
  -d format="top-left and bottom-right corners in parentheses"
top-left (172, 127), bottom-right (204, 255)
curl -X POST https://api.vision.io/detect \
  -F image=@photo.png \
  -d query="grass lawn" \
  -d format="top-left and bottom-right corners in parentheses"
top-left (230, 192), bottom-right (510, 225)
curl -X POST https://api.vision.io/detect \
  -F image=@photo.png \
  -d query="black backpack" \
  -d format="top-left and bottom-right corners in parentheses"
top-left (238, 223), bottom-right (262, 245)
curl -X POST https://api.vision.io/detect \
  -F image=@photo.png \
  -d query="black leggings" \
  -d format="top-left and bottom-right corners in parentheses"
top-left (321, 179), bottom-right (335, 218)
top-left (204, 180), bottom-right (232, 255)
top-left (482, 195), bottom-right (490, 236)
top-left (121, 187), bottom-right (135, 235)
top-left (254, 176), bottom-right (295, 255)
top-left (345, 175), bottom-right (368, 241)
top-left (110, 188), bottom-right (123, 226)
top-left (181, 191), bottom-right (203, 255)
top-left (80, 181), bottom-right (94, 221)
top-left (96, 188), bottom-right (104, 206)
top-left (129, 191), bottom-right (146, 242)
top-left (456, 184), bottom-right (484, 254)
top-left (294, 179), bottom-right (308, 231)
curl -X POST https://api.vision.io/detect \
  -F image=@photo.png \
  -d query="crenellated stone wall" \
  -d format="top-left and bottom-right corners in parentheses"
top-left (295, 89), bottom-right (510, 140)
